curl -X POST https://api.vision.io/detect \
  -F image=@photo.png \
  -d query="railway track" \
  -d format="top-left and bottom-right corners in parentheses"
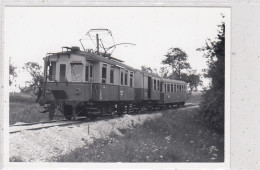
top-left (9, 103), bottom-right (198, 134)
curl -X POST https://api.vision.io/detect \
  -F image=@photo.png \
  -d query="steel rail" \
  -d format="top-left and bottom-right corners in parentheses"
top-left (9, 104), bottom-right (199, 134)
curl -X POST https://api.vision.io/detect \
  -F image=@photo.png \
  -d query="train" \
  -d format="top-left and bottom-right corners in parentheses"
top-left (40, 29), bottom-right (187, 120)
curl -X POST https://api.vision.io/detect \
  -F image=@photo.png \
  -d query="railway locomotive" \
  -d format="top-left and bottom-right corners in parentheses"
top-left (40, 29), bottom-right (187, 120)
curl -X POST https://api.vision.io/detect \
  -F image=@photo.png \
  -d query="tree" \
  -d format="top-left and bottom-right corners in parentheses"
top-left (161, 48), bottom-right (201, 92)
top-left (159, 66), bottom-right (170, 78)
top-left (22, 62), bottom-right (44, 95)
top-left (162, 48), bottom-right (191, 79)
top-left (197, 21), bottom-right (225, 129)
top-left (9, 58), bottom-right (17, 86)
top-left (141, 65), bottom-right (158, 75)
top-left (180, 71), bottom-right (202, 92)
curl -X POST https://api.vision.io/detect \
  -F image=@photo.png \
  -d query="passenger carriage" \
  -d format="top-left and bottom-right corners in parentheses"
top-left (159, 78), bottom-right (187, 107)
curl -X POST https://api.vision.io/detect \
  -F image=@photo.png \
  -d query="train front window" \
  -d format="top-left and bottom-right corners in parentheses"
top-left (125, 70), bottom-right (128, 86)
top-left (85, 66), bottom-right (89, 81)
top-left (59, 64), bottom-right (66, 82)
top-left (47, 61), bottom-right (56, 81)
top-left (71, 63), bottom-right (83, 81)
top-left (121, 72), bottom-right (124, 85)
top-left (110, 67), bottom-right (114, 84)
top-left (102, 65), bottom-right (107, 83)
top-left (90, 66), bottom-right (93, 78)
top-left (130, 72), bottom-right (133, 87)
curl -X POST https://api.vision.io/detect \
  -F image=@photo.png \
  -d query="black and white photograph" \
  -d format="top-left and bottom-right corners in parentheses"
top-left (3, 6), bottom-right (230, 167)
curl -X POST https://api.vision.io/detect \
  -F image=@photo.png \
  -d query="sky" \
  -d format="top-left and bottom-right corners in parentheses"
top-left (4, 7), bottom-right (230, 92)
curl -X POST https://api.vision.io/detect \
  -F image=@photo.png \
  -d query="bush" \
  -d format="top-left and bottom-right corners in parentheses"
top-left (9, 93), bottom-right (48, 125)
top-left (9, 93), bottom-right (37, 103)
top-left (197, 21), bottom-right (225, 130)
top-left (199, 89), bottom-right (224, 129)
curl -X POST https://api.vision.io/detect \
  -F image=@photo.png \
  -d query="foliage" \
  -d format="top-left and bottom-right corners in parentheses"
top-left (160, 48), bottom-right (201, 92)
top-left (162, 48), bottom-right (191, 79)
top-left (197, 21), bottom-right (225, 129)
top-left (141, 65), bottom-right (159, 75)
top-left (159, 66), bottom-right (170, 78)
top-left (22, 62), bottom-right (44, 95)
top-left (9, 58), bottom-right (17, 86)
top-left (56, 107), bottom-right (223, 162)
top-left (180, 71), bottom-right (202, 92)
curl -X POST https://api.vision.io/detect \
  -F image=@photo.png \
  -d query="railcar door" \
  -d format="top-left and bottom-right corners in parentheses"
top-left (148, 76), bottom-right (152, 99)
top-left (84, 63), bottom-right (94, 101)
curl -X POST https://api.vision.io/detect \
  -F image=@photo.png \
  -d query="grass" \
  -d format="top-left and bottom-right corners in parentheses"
top-left (56, 107), bottom-right (224, 162)
top-left (9, 92), bottom-right (37, 104)
top-left (187, 91), bottom-right (203, 104)
top-left (9, 93), bottom-right (49, 125)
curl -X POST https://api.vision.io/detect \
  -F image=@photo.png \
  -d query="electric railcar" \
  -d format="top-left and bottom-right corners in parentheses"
top-left (40, 30), bottom-right (187, 120)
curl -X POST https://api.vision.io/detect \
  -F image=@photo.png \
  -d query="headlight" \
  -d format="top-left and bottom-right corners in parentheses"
top-left (74, 88), bottom-right (81, 95)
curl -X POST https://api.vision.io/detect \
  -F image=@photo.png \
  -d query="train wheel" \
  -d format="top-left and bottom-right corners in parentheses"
top-left (89, 114), bottom-right (97, 120)
top-left (117, 103), bottom-right (125, 116)
top-left (63, 105), bottom-right (73, 120)
top-left (48, 104), bottom-right (55, 120)
top-left (65, 116), bottom-right (72, 120)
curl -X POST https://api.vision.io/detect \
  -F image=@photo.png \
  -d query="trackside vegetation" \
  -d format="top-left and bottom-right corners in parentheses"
top-left (55, 106), bottom-right (223, 162)
top-left (197, 21), bottom-right (225, 130)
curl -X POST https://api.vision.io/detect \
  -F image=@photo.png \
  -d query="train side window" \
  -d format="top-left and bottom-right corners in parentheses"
top-left (85, 66), bottom-right (89, 81)
top-left (121, 71), bottom-right (124, 85)
top-left (90, 65), bottom-right (93, 78)
top-left (59, 64), bottom-right (66, 82)
top-left (110, 67), bottom-right (114, 84)
top-left (154, 79), bottom-right (156, 90)
top-left (71, 63), bottom-right (83, 82)
top-left (164, 84), bottom-right (166, 92)
top-left (174, 84), bottom-right (176, 92)
top-left (125, 70), bottom-right (128, 86)
top-left (47, 61), bottom-right (56, 81)
top-left (167, 84), bottom-right (170, 92)
top-left (157, 80), bottom-right (160, 90)
top-left (171, 84), bottom-right (173, 93)
top-left (102, 64), bottom-right (107, 84)
top-left (130, 72), bottom-right (134, 87)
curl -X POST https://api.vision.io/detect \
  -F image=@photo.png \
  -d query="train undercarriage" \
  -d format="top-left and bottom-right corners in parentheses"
top-left (43, 100), bottom-right (185, 121)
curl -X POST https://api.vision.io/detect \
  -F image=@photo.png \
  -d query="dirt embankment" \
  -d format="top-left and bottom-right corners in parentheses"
top-left (10, 112), bottom-right (162, 162)
top-left (56, 106), bottom-right (224, 162)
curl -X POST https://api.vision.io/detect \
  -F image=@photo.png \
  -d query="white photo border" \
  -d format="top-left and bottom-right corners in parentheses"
top-left (0, 1), bottom-right (231, 170)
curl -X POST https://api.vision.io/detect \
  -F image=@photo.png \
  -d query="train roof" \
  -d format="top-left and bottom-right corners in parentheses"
top-left (45, 47), bottom-right (186, 84)
top-left (136, 70), bottom-right (161, 78)
top-left (45, 49), bottom-right (136, 71)
top-left (160, 78), bottom-right (187, 84)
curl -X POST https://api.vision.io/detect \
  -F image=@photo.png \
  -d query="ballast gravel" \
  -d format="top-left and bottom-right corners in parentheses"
top-left (9, 112), bottom-right (162, 162)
